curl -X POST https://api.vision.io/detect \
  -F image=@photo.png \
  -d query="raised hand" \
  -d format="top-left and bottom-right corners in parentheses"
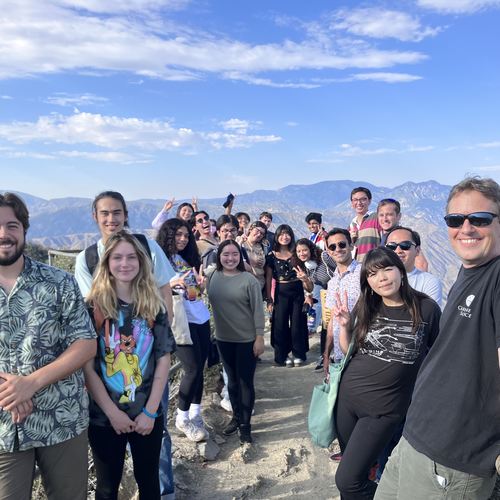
top-left (191, 196), bottom-right (199, 211)
top-left (332, 290), bottom-right (351, 327)
top-left (293, 266), bottom-right (310, 283)
top-left (164, 198), bottom-right (178, 212)
top-left (193, 265), bottom-right (206, 288)
top-left (171, 271), bottom-right (191, 291)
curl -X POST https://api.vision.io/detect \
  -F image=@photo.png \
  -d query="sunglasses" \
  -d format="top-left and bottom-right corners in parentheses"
top-left (379, 198), bottom-right (397, 203)
top-left (196, 216), bottom-right (209, 224)
top-left (386, 241), bottom-right (416, 251)
top-left (444, 212), bottom-right (499, 228)
top-left (328, 241), bottom-right (347, 251)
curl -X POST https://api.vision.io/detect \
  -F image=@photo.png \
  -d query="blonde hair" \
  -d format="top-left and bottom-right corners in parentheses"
top-left (86, 231), bottom-right (165, 320)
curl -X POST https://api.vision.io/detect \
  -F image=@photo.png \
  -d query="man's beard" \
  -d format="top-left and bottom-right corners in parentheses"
top-left (0, 238), bottom-right (25, 266)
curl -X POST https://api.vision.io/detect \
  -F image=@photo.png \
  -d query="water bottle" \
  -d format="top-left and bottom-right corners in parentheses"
top-left (307, 307), bottom-right (316, 329)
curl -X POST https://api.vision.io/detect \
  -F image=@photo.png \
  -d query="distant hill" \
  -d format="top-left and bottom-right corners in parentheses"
top-left (2, 180), bottom-right (460, 297)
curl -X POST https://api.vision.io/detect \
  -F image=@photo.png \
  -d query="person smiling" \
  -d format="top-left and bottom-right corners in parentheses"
top-left (190, 210), bottom-right (217, 254)
top-left (75, 191), bottom-right (175, 322)
top-left (265, 224), bottom-right (310, 367)
top-left (83, 231), bottom-right (175, 500)
top-left (376, 177), bottom-right (500, 500)
top-left (151, 198), bottom-right (198, 230)
top-left (205, 240), bottom-right (265, 445)
top-left (332, 247), bottom-right (441, 500)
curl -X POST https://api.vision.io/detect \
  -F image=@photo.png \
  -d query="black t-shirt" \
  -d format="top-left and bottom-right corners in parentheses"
top-left (88, 301), bottom-right (177, 427)
top-left (404, 256), bottom-right (500, 478)
top-left (339, 297), bottom-right (441, 420)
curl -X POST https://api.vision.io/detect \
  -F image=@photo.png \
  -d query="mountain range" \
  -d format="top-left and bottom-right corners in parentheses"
top-left (1, 180), bottom-right (461, 297)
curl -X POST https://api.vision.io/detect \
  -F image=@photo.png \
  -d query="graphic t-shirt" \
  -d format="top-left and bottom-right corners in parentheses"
top-left (404, 256), bottom-right (500, 478)
top-left (170, 254), bottom-right (211, 325)
top-left (265, 253), bottom-right (297, 281)
top-left (339, 297), bottom-right (441, 420)
top-left (88, 301), bottom-right (176, 426)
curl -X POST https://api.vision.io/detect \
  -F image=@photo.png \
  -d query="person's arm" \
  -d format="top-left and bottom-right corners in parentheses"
top-left (247, 280), bottom-right (265, 357)
top-left (191, 196), bottom-right (198, 212)
top-left (160, 283), bottom-right (174, 323)
top-left (152, 208), bottom-right (170, 231)
top-left (415, 250), bottom-right (429, 273)
top-left (265, 264), bottom-right (273, 313)
top-left (225, 194), bottom-right (235, 215)
top-left (0, 338), bottom-right (97, 410)
top-left (83, 358), bottom-right (136, 434)
top-left (294, 266), bottom-right (313, 292)
top-left (135, 353), bottom-right (171, 435)
top-left (74, 250), bottom-right (92, 298)
top-left (323, 319), bottom-right (334, 375)
top-left (332, 290), bottom-right (353, 355)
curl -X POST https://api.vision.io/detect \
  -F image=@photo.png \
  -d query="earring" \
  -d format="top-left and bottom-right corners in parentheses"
top-left (401, 278), bottom-right (404, 287)
top-left (371, 289), bottom-right (373, 295)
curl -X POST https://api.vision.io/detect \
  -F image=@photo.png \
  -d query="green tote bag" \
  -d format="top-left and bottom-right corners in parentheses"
top-left (308, 336), bottom-right (355, 448)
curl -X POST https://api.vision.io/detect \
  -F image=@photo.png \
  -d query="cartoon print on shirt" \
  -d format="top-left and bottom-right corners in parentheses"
top-left (358, 315), bottom-right (427, 364)
top-left (100, 309), bottom-right (154, 404)
top-left (173, 256), bottom-right (202, 302)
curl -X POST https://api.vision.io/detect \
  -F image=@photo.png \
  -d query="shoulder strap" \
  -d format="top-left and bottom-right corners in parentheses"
top-left (93, 302), bottom-right (105, 334)
top-left (85, 243), bottom-right (99, 278)
top-left (133, 233), bottom-right (152, 260)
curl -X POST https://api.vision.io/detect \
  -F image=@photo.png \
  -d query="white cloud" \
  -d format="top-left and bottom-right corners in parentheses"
top-left (0, 0), bottom-right (429, 82)
top-left (219, 119), bottom-right (251, 130)
top-left (477, 141), bottom-right (500, 147)
top-left (476, 165), bottom-right (500, 171)
top-left (128, 79), bottom-right (144, 84)
top-left (306, 159), bottom-right (344, 163)
top-left (1, 95), bottom-right (12, 99)
top-left (330, 8), bottom-right (442, 42)
top-left (57, 150), bottom-right (152, 164)
top-left (4, 152), bottom-right (58, 159)
top-left (417, 0), bottom-right (500, 14)
top-left (287, 122), bottom-right (298, 126)
top-left (312, 73), bottom-right (423, 84)
top-left (44, 93), bottom-right (109, 107)
top-left (336, 144), bottom-right (396, 156)
top-left (0, 111), bottom-right (281, 151)
top-left (403, 145), bottom-right (435, 151)
top-left (223, 73), bottom-right (320, 89)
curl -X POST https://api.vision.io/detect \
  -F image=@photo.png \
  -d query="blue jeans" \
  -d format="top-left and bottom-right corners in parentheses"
top-left (159, 381), bottom-right (175, 500)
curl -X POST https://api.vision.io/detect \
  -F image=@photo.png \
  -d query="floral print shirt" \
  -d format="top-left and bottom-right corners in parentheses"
top-left (0, 256), bottom-right (96, 452)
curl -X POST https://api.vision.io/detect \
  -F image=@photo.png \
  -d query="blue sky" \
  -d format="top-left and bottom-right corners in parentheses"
top-left (0, 0), bottom-right (499, 201)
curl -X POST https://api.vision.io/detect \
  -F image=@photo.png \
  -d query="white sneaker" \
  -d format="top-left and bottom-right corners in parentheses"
top-left (285, 357), bottom-right (293, 367)
top-left (294, 358), bottom-right (304, 367)
top-left (191, 415), bottom-right (210, 439)
top-left (221, 398), bottom-right (233, 412)
top-left (175, 419), bottom-right (207, 442)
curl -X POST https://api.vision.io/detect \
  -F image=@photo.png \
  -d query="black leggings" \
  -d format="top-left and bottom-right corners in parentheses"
top-left (217, 340), bottom-right (257, 425)
top-left (175, 320), bottom-right (211, 411)
top-left (89, 417), bottom-right (163, 500)
top-left (271, 280), bottom-right (308, 363)
top-left (334, 397), bottom-right (401, 500)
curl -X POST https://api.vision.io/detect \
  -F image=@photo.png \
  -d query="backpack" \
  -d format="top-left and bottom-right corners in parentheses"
top-left (85, 233), bottom-right (152, 277)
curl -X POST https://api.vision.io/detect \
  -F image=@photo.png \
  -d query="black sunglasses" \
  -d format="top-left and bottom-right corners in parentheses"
top-left (328, 241), bottom-right (348, 251)
top-left (379, 198), bottom-right (397, 203)
top-left (444, 212), bottom-right (499, 228)
top-left (386, 241), bottom-right (416, 251)
top-left (196, 216), bottom-right (209, 224)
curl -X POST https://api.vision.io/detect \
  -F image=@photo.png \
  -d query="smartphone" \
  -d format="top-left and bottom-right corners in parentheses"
top-left (222, 193), bottom-right (234, 208)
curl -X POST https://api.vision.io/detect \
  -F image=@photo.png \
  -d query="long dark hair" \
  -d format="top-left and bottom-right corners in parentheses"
top-left (351, 247), bottom-right (426, 349)
top-left (156, 218), bottom-right (201, 270)
top-left (292, 238), bottom-right (321, 268)
top-left (272, 224), bottom-right (296, 252)
top-left (176, 202), bottom-right (195, 220)
top-left (216, 240), bottom-right (246, 273)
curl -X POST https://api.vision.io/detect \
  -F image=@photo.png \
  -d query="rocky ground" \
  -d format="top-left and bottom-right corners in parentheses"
top-left (170, 330), bottom-right (341, 500)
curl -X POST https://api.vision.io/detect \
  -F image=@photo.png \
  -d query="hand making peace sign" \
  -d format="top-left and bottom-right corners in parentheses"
top-left (332, 290), bottom-right (351, 327)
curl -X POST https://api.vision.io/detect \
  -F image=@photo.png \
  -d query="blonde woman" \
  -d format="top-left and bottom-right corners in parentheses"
top-left (83, 231), bottom-right (176, 500)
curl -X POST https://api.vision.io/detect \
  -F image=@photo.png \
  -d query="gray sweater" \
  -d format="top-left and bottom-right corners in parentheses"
top-left (206, 269), bottom-right (265, 343)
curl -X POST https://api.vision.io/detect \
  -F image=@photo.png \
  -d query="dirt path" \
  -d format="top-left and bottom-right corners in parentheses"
top-left (169, 328), bottom-right (341, 500)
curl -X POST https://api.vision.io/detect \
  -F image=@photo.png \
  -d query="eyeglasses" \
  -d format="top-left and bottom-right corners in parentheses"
top-left (444, 212), bottom-right (499, 228)
top-left (351, 197), bottom-right (368, 204)
top-left (379, 198), bottom-right (397, 203)
top-left (328, 241), bottom-right (347, 251)
top-left (220, 228), bottom-right (238, 235)
top-left (196, 216), bottom-right (209, 224)
top-left (386, 241), bottom-right (416, 251)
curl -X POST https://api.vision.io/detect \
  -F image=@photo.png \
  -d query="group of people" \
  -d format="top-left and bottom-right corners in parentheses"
top-left (0, 175), bottom-right (498, 500)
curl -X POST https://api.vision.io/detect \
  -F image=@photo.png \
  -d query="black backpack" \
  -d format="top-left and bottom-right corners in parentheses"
top-left (85, 233), bottom-right (152, 277)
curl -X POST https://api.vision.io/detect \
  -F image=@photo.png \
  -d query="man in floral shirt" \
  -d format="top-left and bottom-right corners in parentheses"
top-left (0, 192), bottom-right (96, 500)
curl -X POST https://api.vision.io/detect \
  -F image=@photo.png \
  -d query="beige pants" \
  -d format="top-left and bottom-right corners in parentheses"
top-left (0, 429), bottom-right (88, 500)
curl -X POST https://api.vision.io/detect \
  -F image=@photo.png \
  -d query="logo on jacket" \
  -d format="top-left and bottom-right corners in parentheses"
top-left (466, 295), bottom-right (475, 307)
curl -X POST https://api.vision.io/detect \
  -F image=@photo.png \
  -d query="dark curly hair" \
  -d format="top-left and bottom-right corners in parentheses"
top-left (292, 238), bottom-right (321, 269)
top-left (156, 218), bottom-right (201, 270)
